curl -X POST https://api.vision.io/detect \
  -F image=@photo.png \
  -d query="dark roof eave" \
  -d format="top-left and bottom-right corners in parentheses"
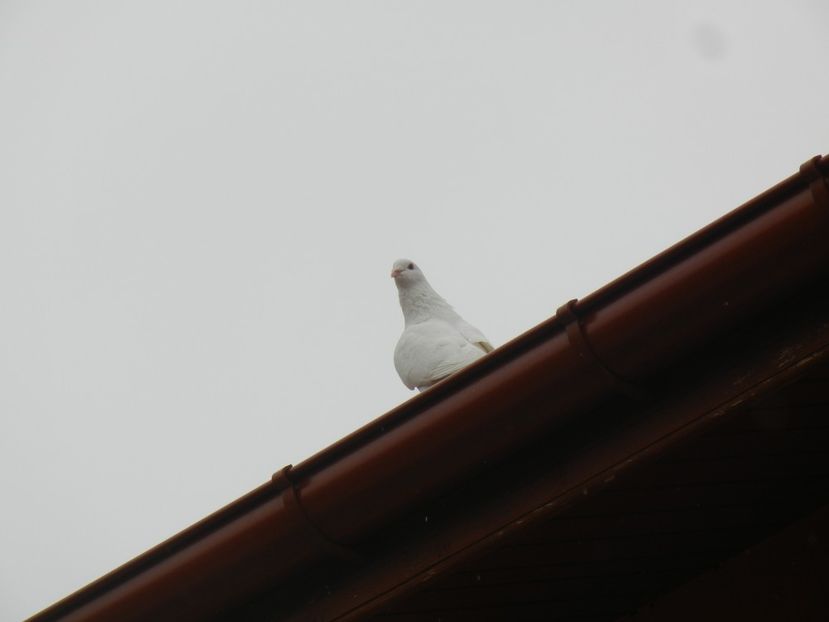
top-left (28, 155), bottom-right (829, 622)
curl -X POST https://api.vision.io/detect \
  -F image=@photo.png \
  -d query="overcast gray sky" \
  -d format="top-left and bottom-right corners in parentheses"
top-left (2, 1), bottom-right (828, 619)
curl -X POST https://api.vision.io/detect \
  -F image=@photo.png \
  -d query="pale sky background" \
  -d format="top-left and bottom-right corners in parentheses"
top-left (1, 1), bottom-right (828, 619)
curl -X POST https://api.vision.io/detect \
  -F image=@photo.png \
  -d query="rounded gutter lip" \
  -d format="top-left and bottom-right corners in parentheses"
top-left (27, 154), bottom-right (829, 622)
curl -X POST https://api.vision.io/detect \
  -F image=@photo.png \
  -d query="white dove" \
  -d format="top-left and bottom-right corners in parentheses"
top-left (391, 259), bottom-right (494, 391)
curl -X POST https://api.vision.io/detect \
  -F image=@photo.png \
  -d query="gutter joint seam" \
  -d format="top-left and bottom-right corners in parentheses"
top-left (799, 156), bottom-right (829, 212)
top-left (556, 299), bottom-right (650, 402)
top-left (272, 465), bottom-right (362, 563)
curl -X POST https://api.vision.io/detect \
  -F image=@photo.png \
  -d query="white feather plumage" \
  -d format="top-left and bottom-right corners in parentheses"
top-left (391, 259), bottom-right (493, 391)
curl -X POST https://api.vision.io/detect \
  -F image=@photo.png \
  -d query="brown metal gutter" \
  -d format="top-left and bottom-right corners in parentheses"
top-left (28, 156), bottom-right (829, 622)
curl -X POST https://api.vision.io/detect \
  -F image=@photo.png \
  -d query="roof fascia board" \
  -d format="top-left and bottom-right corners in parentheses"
top-left (29, 156), bottom-right (829, 622)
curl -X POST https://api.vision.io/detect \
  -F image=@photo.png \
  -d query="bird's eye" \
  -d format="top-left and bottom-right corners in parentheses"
top-left (407, 263), bottom-right (415, 270)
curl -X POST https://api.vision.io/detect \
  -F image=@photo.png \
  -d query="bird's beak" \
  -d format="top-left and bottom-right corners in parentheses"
top-left (391, 268), bottom-right (402, 278)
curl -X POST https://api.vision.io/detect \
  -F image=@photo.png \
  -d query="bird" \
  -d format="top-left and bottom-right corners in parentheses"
top-left (391, 259), bottom-right (493, 391)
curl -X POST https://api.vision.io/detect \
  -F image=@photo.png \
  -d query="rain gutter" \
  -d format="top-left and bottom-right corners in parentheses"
top-left (28, 155), bottom-right (829, 622)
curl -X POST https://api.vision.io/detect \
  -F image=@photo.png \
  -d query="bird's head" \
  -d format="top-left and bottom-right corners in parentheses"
top-left (391, 259), bottom-right (424, 287)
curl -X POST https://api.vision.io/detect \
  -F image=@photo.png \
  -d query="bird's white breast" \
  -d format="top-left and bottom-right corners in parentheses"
top-left (394, 319), bottom-right (487, 390)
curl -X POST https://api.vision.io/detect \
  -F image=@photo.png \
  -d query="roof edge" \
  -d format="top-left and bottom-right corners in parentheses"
top-left (29, 155), bottom-right (829, 622)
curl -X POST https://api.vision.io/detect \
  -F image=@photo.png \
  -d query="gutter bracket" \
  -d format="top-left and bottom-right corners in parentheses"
top-left (799, 156), bottom-right (829, 212)
top-left (272, 465), bottom-right (362, 563)
top-left (556, 299), bottom-right (650, 401)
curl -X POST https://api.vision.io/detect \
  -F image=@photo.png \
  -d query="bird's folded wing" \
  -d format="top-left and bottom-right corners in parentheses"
top-left (455, 319), bottom-right (494, 353)
top-left (425, 341), bottom-right (486, 384)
